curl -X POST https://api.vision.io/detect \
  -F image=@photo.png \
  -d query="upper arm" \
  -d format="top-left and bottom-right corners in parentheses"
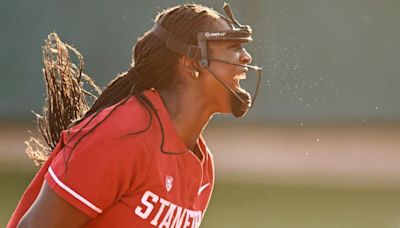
top-left (17, 118), bottom-right (139, 227)
top-left (18, 181), bottom-right (90, 228)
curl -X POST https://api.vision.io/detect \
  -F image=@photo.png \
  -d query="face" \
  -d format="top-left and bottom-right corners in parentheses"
top-left (198, 18), bottom-right (253, 117)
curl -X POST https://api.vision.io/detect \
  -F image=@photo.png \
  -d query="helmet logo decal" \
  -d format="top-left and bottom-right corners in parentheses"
top-left (205, 32), bottom-right (226, 38)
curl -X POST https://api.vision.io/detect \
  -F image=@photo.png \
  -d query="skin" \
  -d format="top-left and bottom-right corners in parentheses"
top-left (17, 17), bottom-right (252, 227)
top-left (17, 182), bottom-right (90, 227)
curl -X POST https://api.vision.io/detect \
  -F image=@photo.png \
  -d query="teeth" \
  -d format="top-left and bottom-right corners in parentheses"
top-left (234, 74), bottom-right (246, 80)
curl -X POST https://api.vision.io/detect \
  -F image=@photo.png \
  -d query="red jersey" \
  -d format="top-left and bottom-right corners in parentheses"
top-left (8, 90), bottom-right (215, 228)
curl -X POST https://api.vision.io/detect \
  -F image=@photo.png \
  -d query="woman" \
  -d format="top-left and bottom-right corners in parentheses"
top-left (8, 3), bottom-right (261, 227)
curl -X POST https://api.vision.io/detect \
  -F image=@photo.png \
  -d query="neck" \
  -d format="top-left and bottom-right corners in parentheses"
top-left (158, 88), bottom-right (213, 151)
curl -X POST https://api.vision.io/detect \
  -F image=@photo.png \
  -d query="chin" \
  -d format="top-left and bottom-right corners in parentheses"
top-left (231, 91), bottom-right (251, 118)
top-left (232, 107), bottom-right (249, 118)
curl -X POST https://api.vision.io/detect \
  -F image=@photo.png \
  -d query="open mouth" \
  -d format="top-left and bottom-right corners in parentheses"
top-left (233, 72), bottom-right (247, 92)
top-left (232, 69), bottom-right (252, 107)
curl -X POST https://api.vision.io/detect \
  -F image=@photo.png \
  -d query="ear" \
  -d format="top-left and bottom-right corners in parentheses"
top-left (179, 56), bottom-right (194, 69)
top-left (178, 55), bottom-right (201, 72)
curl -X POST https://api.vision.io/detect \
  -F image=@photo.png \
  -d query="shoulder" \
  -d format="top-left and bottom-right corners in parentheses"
top-left (68, 95), bottom-right (152, 142)
top-left (58, 94), bottom-right (160, 164)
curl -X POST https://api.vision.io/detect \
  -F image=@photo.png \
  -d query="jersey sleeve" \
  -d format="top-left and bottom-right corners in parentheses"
top-left (44, 127), bottom-right (139, 218)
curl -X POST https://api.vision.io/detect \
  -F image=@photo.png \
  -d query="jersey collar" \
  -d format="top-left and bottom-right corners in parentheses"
top-left (143, 89), bottom-right (207, 159)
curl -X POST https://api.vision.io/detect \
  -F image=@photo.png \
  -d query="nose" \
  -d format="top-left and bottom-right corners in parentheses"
top-left (239, 48), bottom-right (252, 65)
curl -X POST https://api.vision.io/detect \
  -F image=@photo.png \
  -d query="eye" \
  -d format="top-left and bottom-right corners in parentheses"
top-left (228, 43), bottom-right (242, 51)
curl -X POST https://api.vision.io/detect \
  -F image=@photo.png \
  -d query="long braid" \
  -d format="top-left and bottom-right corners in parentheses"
top-left (25, 33), bottom-right (101, 166)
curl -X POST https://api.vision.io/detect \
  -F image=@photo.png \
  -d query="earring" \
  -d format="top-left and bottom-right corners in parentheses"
top-left (193, 70), bottom-right (199, 78)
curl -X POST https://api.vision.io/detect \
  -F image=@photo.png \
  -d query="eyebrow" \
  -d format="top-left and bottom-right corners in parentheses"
top-left (227, 42), bottom-right (241, 47)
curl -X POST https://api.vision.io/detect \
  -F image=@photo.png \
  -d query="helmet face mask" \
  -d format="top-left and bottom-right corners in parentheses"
top-left (150, 3), bottom-right (262, 112)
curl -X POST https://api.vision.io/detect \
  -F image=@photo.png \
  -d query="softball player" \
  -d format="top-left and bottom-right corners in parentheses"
top-left (9, 3), bottom-right (261, 227)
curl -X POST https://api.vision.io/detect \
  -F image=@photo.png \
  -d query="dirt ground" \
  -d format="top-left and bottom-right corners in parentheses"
top-left (1, 122), bottom-right (400, 188)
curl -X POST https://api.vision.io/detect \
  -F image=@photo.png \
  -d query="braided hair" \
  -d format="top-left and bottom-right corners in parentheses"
top-left (27, 4), bottom-right (221, 165)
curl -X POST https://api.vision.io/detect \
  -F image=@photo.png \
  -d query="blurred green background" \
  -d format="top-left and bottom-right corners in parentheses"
top-left (1, 0), bottom-right (400, 227)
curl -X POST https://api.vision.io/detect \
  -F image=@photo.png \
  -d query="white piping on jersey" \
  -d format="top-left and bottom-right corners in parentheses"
top-left (198, 183), bottom-right (210, 195)
top-left (48, 166), bottom-right (103, 214)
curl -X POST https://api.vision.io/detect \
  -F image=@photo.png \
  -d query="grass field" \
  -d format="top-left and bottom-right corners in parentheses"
top-left (2, 167), bottom-right (400, 228)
